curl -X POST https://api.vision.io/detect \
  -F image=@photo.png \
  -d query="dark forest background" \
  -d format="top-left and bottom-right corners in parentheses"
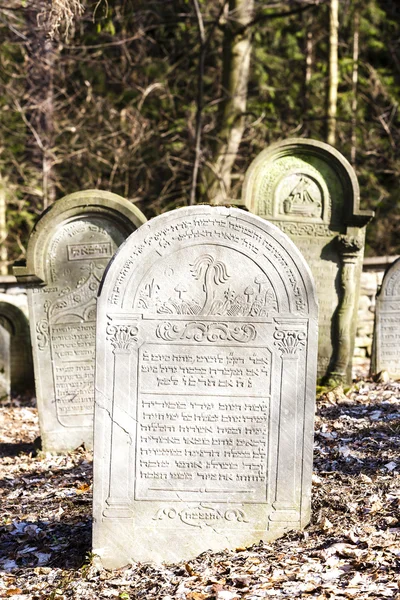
top-left (0, 0), bottom-right (399, 267)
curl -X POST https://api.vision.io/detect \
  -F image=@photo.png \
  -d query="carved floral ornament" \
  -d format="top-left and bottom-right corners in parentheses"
top-left (106, 323), bottom-right (139, 352)
top-left (156, 321), bottom-right (257, 344)
top-left (273, 328), bottom-right (306, 356)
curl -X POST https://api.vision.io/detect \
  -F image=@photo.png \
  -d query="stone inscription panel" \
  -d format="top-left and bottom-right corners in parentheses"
top-left (136, 343), bottom-right (271, 502)
top-left (375, 259), bottom-right (400, 377)
top-left (67, 241), bottom-right (112, 261)
top-left (50, 321), bottom-right (95, 419)
top-left (378, 314), bottom-right (400, 371)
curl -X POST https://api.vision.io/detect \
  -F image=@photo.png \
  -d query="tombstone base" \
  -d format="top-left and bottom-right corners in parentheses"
top-left (41, 427), bottom-right (93, 454)
top-left (93, 506), bottom-right (305, 568)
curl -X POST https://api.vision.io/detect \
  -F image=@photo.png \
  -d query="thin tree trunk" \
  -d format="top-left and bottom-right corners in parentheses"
top-left (327, 0), bottom-right (339, 146)
top-left (350, 5), bottom-right (360, 166)
top-left (189, 0), bottom-right (206, 206)
top-left (303, 12), bottom-right (314, 136)
top-left (0, 177), bottom-right (8, 276)
top-left (207, 0), bottom-right (254, 205)
top-left (305, 30), bottom-right (313, 89)
top-left (26, 3), bottom-right (57, 211)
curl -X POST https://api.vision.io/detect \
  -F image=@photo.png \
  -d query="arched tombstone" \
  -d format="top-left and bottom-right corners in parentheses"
top-left (93, 205), bottom-right (318, 567)
top-left (242, 139), bottom-right (373, 384)
top-left (13, 190), bottom-right (147, 452)
top-left (0, 302), bottom-right (34, 400)
top-left (372, 257), bottom-right (400, 378)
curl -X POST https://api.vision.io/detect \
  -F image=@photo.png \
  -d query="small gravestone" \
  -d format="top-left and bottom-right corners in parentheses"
top-left (0, 302), bottom-right (34, 400)
top-left (93, 205), bottom-right (318, 568)
top-left (13, 190), bottom-right (146, 452)
top-left (0, 323), bottom-right (10, 400)
top-left (373, 257), bottom-right (400, 378)
top-left (242, 139), bottom-right (373, 384)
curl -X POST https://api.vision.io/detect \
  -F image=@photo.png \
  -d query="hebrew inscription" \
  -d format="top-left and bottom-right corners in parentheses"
top-left (136, 343), bottom-right (271, 502)
top-left (93, 206), bottom-right (318, 567)
top-left (374, 258), bottom-right (400, 377)
top-left (14, 190), bottom-right (146, 452)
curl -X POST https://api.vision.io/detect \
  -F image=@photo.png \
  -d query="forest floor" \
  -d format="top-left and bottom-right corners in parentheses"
top-left (0, 377), bottom-right (399, 600)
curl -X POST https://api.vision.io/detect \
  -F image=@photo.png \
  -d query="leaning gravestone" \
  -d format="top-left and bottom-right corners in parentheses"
top-left (13, 190), bottom-right (146, 452)
top-left (242, 139), bottom-right (373, 384)
top-left (373, 257), bottom-right (400, 378)
top-left (0, 301), bottom-right (34, 401)
top-left (93, 205), bottom-right (318, 567)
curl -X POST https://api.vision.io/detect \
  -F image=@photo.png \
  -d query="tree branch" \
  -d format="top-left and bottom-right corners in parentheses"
top-left (239, 0), bottom-right (326, 33)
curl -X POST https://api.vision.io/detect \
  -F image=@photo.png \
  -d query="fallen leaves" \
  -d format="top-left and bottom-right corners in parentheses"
top-left (0, 382), bottom-right (399, 599)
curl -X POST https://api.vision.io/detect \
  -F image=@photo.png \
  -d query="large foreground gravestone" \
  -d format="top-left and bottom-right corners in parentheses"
top-left (242, 139), bottom-right (373, 384)
top-left (0, 302), bottom-right (34, 401)
top-left (93, 205), bottom-right (318, 567)
top-left (13, 190), bottom-right (146, 452)
top-left (372, 257), bottom-right (400, 378)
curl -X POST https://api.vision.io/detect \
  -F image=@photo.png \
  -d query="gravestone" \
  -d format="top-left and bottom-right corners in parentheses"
top-left (373, 257), bottom-right (400, 378)
top-left (0, 323), bottom-right (10, 401)
top-left (242, 138), bottom-right (373, 384)
top-left (0, 301), bottom-right (34, 400)
top-left (93, 205), bottom-right (318, 568)
top-left (13, 190), bottom-right (147, 452)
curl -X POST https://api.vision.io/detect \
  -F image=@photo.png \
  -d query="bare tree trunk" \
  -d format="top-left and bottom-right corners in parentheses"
top-left (26, 2), bottom-right (57, 210)
top-left (0, 177), bottom-right (8, 276)
top-left (302, 12), bottom-right (314, 136)
top-left (189, 0), bottom-right (206, 206)
top-left (305, 30), bottom-right (313, 90)
top-left (327, 0), bottom-right (339, 146)
top-left (207, 0), bottom-right (254, 205)
top-left (350, 4), bottom-right (360, 166)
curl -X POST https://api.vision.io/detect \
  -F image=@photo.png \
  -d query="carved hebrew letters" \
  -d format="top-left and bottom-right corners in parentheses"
top-left (93, 206), bottom-right (318, 567)
top-left (14, 190), bottom-right (147, 452)
top-left (374, 257), bottom-right (400, 377)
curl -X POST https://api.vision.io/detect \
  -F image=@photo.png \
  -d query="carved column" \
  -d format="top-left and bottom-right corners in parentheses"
top-left (271, 324), bottom-right (306, 520)
top-left (328, 234), bottom-right (364, 384)
top-left (104, 323), bottom-right (138, 518)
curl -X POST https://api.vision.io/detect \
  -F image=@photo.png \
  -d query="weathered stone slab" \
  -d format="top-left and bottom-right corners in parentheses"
top-left (0, 323), bottom-right (10, 401)
top-left (242, 139), bottom-right (373, 384)
top-left (93, 205), bottom-right (318, 567)
top-left (0, 301), bottom-right (34, 400)
top-left (373, 257), bottom-right (400, 378)
top-left (13, 190), bottom-right (146, 452)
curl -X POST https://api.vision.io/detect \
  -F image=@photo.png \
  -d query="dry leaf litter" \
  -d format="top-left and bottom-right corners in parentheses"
top-left (0, 379), bottom-right (399, 599)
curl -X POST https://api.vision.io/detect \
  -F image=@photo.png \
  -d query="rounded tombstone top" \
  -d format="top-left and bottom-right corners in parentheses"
top-left (241, 138), bottom-right (373, 229)
top-left (98, 205), bottom-right (318, 319)
top-left (378, 256), bottom-right (400, 299)
top-left (13, 189), bottom-right (147, 285)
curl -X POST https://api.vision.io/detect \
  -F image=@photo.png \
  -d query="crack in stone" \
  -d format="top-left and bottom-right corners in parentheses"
top-left (94, 388), bottom-right (135, 445)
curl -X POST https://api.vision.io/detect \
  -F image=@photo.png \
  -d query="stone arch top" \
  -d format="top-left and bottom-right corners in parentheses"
top-left (379, 257), bottom-right (400, 298)
top-left (99, 205), bottom-right (318, 319)
top-left (13, 190), bottom-right (147, 285)
top-left (0, 301), bottom-right (29, 336)
top-left (242, 138), bottom-right (373, 231)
